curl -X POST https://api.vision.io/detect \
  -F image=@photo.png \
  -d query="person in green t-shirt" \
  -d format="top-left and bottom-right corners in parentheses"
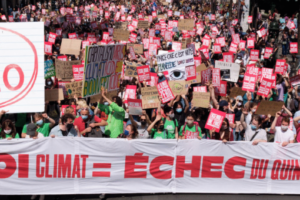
top-left (22, 113), bottom-right (55, 138)
top-left (162, 106), bottom-right (178, 139)
top-left (179, 112), bottom-right (202, 140)
top-left (147, 112), bottom-right (168, 139)
top-left (98, 89), bottom-right (125, 138)
top-left (0, 119), bottom-right (19, 139)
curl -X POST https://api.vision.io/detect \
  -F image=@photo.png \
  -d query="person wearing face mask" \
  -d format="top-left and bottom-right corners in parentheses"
top-left (271, 112), bottom-right (294, 147)
top-left (240, 111), bottom-right (267, 145)
top-left (179, 113), bottom-right (202, 139)
top-left (50, 114), bottom-right (79, 137)
top-left (157, 70), bottom-right (167, 83)
top-left (0, 119), bottom-right (19, 139)
top-left (245, 102), bottom-right (257, 125)
top-left (21, 113), bottom-right (55, 138)
top-left (98, 89), bottom-right (125, 138)
top-left (172, 95), bottom-right (189, 130)
top-left (119, 124), bottom-right (138, 139)
top-left (211, 118), bottom-right (231, 142)
top-left (147, 113), bottom-right (167, 139)
top-left (129, 110), bottom-right (151, 139)
top-left (74, 106), bottom-right (107, 137)
top-left (162, 106), bottom-right (179, 139)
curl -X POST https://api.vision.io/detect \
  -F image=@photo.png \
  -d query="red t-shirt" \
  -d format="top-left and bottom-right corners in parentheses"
top-left (74, 115), bottom-right (102, 133)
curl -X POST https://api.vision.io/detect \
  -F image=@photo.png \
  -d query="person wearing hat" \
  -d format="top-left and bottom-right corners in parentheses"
top-left (25, 123), bottom-right (44, 139)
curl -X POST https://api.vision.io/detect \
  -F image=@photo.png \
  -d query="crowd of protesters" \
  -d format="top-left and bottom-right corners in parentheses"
top-left (0, 0), bottom-right (300, 148)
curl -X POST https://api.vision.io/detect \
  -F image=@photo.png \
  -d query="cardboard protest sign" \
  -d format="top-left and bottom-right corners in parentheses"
top-left (45, 88), bottom-right (64, 102)
top-left (205, 108), bottom-right (226, 132)
top-left (113, 29), bottom-right (130, 41)
top-left (192, 92), bottom-right (210, 108)
top-left (115, 22), bottom-right (128, 30)
top-left (290, 75), bottom-right (300, 86)
top-left (44, 60), bottom-right (56, 79)
top-left (212, 68), bottom-right (221, 87)
top-left (61, 105), bottom-right (76, 115)
top-left (137, 65), bottom-right (151, 82)
top-left (157, 48), bottom-right (194, 81)
top-left (180, 38), bottom-right (192, 49)
top-left (242, 73), bottom-right (256, 92)
top-left (229, 87), bottom-right (246, 98)
top-left (138, 20), bottom-right (149, 28)
top-left (60, 38), bottom-right (82, 55)
top-left (82, 44), bottom-right (125, 98)
top-left (90, 90), bottom-right (118, 104)
top-left (128, 99), bottom-right (143, 115)
top-left (125, 62), bottom-right (143, 77)
top-left (194, 86), bottom-right (207, 92)
top-left (65, 81), bottom-right (83, 98)
top-left (126, 44), bottom-right (144, 54)
top-left (55, 59), bottom-right (81, 81)
top-left (215, 80), bottom-right (227, 97)
top-left (215, 61), bottom-right (240, 82)
top-left (169, 80), bottom-right (188, 96)
top-left (141, 87), bottom-right (160, 109)
top-left (72, 65), bottom-right (84, 81)
top-left (157, 80), bottom-right (175, 103)
top-left (275, 59), bottom-right (286, 74)
top-left (256, 100), bottom-right (284, 116)
top-left (178, 19), bottom-right (194, 30)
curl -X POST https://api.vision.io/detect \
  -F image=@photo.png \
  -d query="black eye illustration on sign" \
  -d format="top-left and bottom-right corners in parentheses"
top-left (170, 69), bottom-right (186, 80)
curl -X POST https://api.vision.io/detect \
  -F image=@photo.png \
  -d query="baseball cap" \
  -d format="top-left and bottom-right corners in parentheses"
top-left (26, 123), bottom-right (37, 136)
top-left (219, 100), bottom-right (229, 107)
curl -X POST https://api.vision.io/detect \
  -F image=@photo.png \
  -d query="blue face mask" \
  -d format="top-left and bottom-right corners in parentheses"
top-left (82, 115), bottom-right (88, 120)
top-left (104, 102), bottom-right (109, 106)
top-left (251, 124), bottom-right (257, 131)
top-left (124, 129), bottom-right (129, 136)
top-left (239, 75), bottom-right (244, 78)
top-left (36, 119), bottom-right (43, 126)
top-left (176, 108), bottom-right (183, 113)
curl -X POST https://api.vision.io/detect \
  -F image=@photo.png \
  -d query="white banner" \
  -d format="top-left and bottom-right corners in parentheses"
top-left (157, 48), bottom-right (194, 81)
top-left (0, 22), bottom-right (45, 113)
top-left (215, 61), bottom-right (240, 82)
top-left (1, 138), bottom-right (300, 194)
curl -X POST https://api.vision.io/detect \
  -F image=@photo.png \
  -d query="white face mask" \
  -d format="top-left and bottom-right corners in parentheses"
top-left (169, 113), bottom-right (174, 118)
top-left (252, 109), bottom-right (256, 113)
top-left (158, 72), bottom-right (163, 77)
top-left (281, 125), bottom-right (289, 131)
top-left (4, 129), bottom-right (12, 134)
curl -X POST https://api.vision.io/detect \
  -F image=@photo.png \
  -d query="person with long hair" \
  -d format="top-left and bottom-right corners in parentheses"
top-left (211, 118), bottom-right (231, 142)
top-left (119, 124), bottom-right (138, 139)
top-left (0, 119), bottom-right (19, 139)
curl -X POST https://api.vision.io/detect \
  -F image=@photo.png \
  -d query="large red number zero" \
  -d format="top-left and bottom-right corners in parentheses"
top-left (0, 27), bottom-right (38, 108)
top-left (3, 64), bottom-right (25, 91)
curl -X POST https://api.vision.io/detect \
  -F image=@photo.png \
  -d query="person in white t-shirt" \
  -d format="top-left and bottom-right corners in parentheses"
top-left (271, 112), bottom-right (294, 147)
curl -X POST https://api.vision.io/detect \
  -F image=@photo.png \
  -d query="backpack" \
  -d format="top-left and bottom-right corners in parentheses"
top-left (181, 122), bottom-right (199, 138)
top-left (85, 116), bottom-right (104, 138)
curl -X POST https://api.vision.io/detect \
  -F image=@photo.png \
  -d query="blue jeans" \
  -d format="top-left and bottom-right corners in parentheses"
top-left (282, 44), bottom-right (288, 55)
